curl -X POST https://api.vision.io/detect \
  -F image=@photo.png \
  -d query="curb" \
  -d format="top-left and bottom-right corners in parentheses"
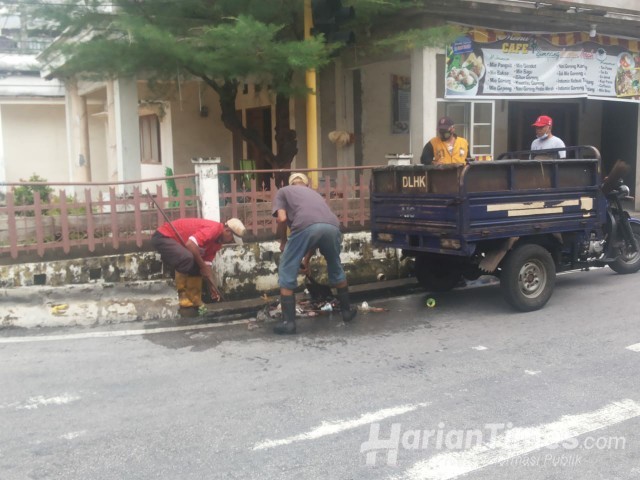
top-left (1, 281), bottom-right (178, 329)
top-left (1, 278), bottom-right (420, 330)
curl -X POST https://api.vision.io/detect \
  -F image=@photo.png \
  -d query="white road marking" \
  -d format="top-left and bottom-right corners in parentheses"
top-left (626, 343), bottom-right (640, 352)
top-left (472, 346), bottom-right (488, 351)
top-left (396, 399), bottom-right (640, 480)
top-left (524, 370), bottom-right (541, 375)
top-left (0, 394), bottom-right (81, 410)
top-left (253, 402), bottom-right (430, 451)
top-left (60, 430), bottom-right (86, 440)
top-left (0, 319), bottom-right (251, 344)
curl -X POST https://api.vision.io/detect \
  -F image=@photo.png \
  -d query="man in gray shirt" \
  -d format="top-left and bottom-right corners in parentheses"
top-left (271, 172), bottom-right (357, 334)
top-left (531, 115), bottom-right (566, 158)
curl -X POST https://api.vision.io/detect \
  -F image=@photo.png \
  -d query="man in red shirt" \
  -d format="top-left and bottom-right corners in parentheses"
top-left (151, 218), bottom-right (246, 307)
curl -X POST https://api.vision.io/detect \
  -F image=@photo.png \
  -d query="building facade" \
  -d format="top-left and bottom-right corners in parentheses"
top-left (2, 1), bottom-right (639, 210)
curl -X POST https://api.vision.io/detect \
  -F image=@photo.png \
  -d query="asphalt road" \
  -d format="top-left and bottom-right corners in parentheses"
top-left (2, 267), bottom-right (640, 480)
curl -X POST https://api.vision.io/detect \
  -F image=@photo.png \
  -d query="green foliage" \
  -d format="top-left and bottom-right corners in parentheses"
top-left (29, 0), bottom-right (421, 93)
top-left (373, 25), bottom-right (463, 53)
top-left (45, 195), bottom-right (88, 217)
top-left (348, 0), bottom-right (420, 24)
top-left (25, 0), bottom-right (452, 170)
top-left (32, 1), bottom-right (332, 97)
top-left (12, 175), bottom-right (54, 216)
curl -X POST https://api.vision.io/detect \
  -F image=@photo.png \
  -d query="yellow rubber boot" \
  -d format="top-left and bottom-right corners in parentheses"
top-left (175, 272), bottom-right (194, 308)
top-left (186, 275), bottom-right (204, 307)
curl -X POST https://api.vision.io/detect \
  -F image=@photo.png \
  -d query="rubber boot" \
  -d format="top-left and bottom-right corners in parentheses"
top-left (337, 286), bottom-right (357, 322)
top-left (186, 275), bottom-right (204, 307)
top-left (273, 295), bottom-right (296, 335)
top-left (175, 272), bottom-right (194, 308)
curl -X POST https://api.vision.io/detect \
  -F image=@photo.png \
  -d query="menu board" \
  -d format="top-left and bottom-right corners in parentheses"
top-left (445, 29), bottom-right (640, 101)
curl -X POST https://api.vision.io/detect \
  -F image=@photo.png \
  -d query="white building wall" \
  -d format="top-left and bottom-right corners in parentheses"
top-left (87, 103), bottom-right (108, 183)
top-left (360, 59), bottom-right (412, 165)
top-left (0, 105), bottom-right (4, 190)
top-left (159, 81), bottom-right (234, 174)
top-left (1, 103), bottom-right (69, 183)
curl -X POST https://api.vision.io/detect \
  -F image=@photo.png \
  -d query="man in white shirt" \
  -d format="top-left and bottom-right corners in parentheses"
top-left (531, 115), bottom-right (566, 158)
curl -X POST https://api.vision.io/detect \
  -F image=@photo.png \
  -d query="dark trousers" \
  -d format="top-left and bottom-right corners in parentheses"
top-left (151, 231), bottom-right (199, 275)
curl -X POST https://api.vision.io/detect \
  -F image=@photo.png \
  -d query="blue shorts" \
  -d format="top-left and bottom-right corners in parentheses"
top-left (278, 223), bottom-right (346, 290)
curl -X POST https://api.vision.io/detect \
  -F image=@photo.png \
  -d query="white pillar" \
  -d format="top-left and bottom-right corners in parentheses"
top-left (334, 58), bottom-right (355, 169)
top-left (191, 157), bottom-right (221, 221)
top-left (65, 79), bottom-right (92, 185)
top-left (410, 47), bottom-right (438, 163)
top-left (636, 104), bottom-right (640, 211)
top-left (105, 81), bottom-right (118, 182)
top-left (0, 105), bottom-right (5, 194)
top-left (113, 77), bottom-right (141, 190)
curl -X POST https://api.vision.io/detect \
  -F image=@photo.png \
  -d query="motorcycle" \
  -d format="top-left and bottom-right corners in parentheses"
top-left (599, 160), bottom-right (640, 274)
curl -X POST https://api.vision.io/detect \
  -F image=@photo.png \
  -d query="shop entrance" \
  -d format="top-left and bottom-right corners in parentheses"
top-left (601, 101), bottom-right (637, 195)
top-left (508, 101), bottom-right (579, 155)
top-left (508, 99), bottom-right (637, 196)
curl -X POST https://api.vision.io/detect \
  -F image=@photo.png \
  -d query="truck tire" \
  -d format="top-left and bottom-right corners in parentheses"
top-left (414, 254), bottom-right (463, 292)
top-left (500, 244), bottom-right (556, 312)
top-left (608, 223), bottom-right (640, 274)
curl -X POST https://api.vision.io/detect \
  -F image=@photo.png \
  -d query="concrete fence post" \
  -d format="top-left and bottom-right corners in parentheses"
top-left (191, 157), bottom-right (225, 292)
top-left (191, 157), bottom-right (221, 221)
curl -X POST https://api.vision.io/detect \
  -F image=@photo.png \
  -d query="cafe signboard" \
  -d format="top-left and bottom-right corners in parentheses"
top-left (445, 28), bottom-right (640, 102)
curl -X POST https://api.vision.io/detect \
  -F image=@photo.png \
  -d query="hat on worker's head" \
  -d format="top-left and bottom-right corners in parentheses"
top-left (225, 218), bottom-right (246, 245)
top-left (288, 172), bottom-right (309, 186)
top-left (532, 115), bottom-right (553, 127)
top-left (437, 116), bottom-right (455, 131)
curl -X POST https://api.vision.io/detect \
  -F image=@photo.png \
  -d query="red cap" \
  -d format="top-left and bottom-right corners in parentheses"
top-left (532, 115), bottom-right (552, 127)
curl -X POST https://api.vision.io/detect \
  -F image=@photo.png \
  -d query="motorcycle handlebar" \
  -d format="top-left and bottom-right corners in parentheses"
top-left (600, 160), bottom-right (629, 195)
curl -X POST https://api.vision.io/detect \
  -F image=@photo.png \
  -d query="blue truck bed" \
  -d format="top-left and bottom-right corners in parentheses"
top-left (371, 158), bottom-right (608, 256)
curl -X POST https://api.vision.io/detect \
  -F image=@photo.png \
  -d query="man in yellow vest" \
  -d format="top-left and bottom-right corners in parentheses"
top-left (420, 116), bottom-right (469, 165)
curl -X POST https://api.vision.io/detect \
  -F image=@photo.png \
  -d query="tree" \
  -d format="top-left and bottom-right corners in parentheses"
top-left (30, 0), bottom-right (458, 174)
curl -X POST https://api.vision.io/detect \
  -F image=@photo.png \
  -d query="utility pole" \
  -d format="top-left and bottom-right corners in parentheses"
top-left (304, 0), bottom-right (319, 188)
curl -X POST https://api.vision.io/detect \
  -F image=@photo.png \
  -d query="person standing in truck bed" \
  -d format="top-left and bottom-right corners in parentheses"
top-left (420, 116), bottom-right (469, 165)
top-left (530, 115), bottom-right (566, 159)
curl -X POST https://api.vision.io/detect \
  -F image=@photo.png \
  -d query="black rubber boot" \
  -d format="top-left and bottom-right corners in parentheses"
top-left (273, 295), bottom-right (297, 334)
top-left (337, 286), bottom-right (357, 322)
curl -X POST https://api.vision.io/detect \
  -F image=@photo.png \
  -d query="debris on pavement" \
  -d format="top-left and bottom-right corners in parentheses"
top-left (247, 320), bottom-right (261, 330)
top-left (50, 304), bottom-right (69, 316)
top-left (357, 301), bottom-right (387, 313)
top-left (247, 275), bottom-right (390, 326)
top-left (256, 308), bottom-right (269, 323)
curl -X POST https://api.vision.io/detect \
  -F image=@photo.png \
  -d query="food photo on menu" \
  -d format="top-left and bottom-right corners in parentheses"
top-left (615, 52), bottom-right (640, 97)
top-left (445, 50), bottom-right (485, 96)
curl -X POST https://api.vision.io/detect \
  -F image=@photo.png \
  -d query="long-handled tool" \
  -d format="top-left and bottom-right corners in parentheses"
top-left (146, 189), bottom-right (222, 301)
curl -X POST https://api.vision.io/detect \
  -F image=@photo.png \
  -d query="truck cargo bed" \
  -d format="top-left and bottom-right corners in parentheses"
top-left (371, 157), bottom-right (607, 255)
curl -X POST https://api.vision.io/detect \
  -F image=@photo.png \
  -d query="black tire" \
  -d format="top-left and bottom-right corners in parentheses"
top-left (500, 244), bottom-right (556, 312)
top-left (608, 223), bottom-right (640, 274)
top-left (414, 254), bottom-right (463, 292)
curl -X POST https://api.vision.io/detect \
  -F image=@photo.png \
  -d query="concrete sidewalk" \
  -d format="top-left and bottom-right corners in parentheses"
top-left (0, 277), bottom-right (421, 329)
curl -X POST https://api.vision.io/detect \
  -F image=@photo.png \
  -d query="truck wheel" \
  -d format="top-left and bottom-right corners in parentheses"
top-left (500, 244), bottom-right (556, 312)
top-left (414, 254), bottom-right (463, 292)
top-left (608, 223), bottom-right (640, 274)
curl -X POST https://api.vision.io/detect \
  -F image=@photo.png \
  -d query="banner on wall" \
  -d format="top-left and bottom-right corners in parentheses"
top-left (391, 74), bottom-right (411, 134)
top-left (445, 28), bottom-right (640, 101)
